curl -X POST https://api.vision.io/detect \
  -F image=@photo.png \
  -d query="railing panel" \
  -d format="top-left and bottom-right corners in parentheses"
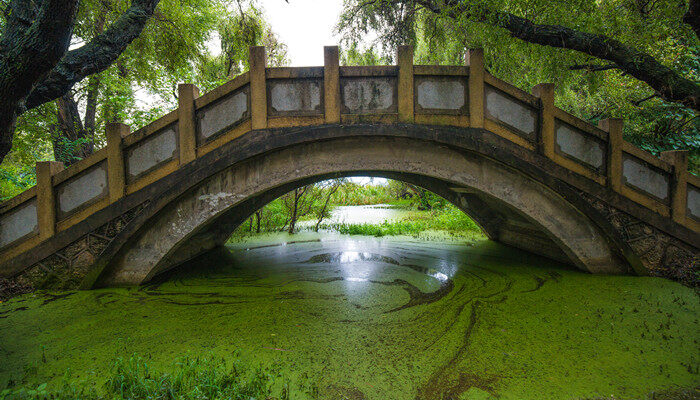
top-left (267, 78), bottom-right (323, 116)
top-left (196, 85), bottom-right (250, 144)
top-left (484, 84), bottom-right (538, 142)
top-left (340, 76), bottom-right (398, 114)
top-left (55, 161), bottom-right (109, 220)
top-left (414, 76), bottom-right (468, 115)
top-left (622, 152), bottom-right (671, 203)
top-left (554, 119), bottom-right (606, 173)
top-left (0, 198), bottom-right (38, 249)
top-left (126, 123), bottom-right (178, 183)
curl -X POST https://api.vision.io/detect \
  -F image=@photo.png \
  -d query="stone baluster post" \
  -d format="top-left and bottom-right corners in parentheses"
top-left (324, 46), bottom-right (341, 124)
top-left (397, 45), bottom-right (414, 123)
top-left (660, 150), bottom-right (689, 224)
top-left (599, 118), bottom-right (623, 193)
top-left (250, 46), bottom-right (268, 130)
top-left (106, 122), bottom-right (129, 203)
top-left (532, 83), bottom-right (555, 158)
top-left (178, 83), bottom-right (200, 164)
top-left (36, 161), bottom-right (63, 239)
top-left (466, 48), bottom-right (484, 129)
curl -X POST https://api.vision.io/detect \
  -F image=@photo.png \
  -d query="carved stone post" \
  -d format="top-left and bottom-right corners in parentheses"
top-left (660, 150), bottom-right (688, 224)
top-left (106, 122), bottom-right (128, 203)
top-left (599, 118), bottom-right (623, 193)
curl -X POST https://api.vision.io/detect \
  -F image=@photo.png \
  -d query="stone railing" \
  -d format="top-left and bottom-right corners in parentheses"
top-left (1, 46), bottom-right (698, 263)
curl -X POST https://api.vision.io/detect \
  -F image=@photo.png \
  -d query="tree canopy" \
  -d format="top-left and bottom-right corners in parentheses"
top-left (338, 0), bottom-right (700, 171)
top-left (0, 0), bottom-right (287, 199)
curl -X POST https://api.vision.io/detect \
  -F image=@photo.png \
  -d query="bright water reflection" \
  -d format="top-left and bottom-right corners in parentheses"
top-left (297, 204), bottom-right (412, 229)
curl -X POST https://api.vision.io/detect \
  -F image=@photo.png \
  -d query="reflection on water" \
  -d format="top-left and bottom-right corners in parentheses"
top-left (0, 234), bottom-right (698, 399)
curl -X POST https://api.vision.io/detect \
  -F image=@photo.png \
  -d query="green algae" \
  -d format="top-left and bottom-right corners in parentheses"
top-left (0, 236), bottom-right (698, 399)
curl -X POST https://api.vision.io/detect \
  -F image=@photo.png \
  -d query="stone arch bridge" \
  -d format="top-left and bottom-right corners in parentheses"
top-left (1, 46), bottom-right (698, 289)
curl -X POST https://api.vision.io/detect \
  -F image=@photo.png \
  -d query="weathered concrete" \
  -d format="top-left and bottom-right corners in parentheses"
top-left (178, 84), bottom-right (199, 164)
top-left (0, 200), bottom-right (37, 248)
top-left (126, 126), bottom-right (177, 179)
top-left (4, 124), bottom-right (698, 291)
top-left (268, 79), bottom-right (322, 115)
top-left (622, 154), bottom-right (670, 201)
top-left (56, 163), bottom-right (108, 218)
top-left (688, 184), bottom-right (699, 220)
top-left (95, 136), bottom-right (627, 286)
top-left (341, 77), bottom-right (397, 113)
top-left (484, 85), bottom-right (536, 140)
top-left (197, 89), bottom-right (248, 142)
top-left (555, 120), bottom-right (605, 170)
top-left (415, 77), bottom-right (467, 112)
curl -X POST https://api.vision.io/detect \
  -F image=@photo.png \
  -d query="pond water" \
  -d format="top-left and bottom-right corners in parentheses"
top-left (297, 204), bottom-right (417, 229)
top-left (0, 233), bottom-right (698, 399)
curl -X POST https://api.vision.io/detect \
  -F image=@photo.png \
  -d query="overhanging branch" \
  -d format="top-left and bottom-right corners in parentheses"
top-left (411, 0), bottom-right (700, 111)
top-left (24, 0), bottom-right (161, 110)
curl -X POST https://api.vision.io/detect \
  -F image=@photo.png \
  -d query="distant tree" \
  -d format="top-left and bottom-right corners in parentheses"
top-left (314, 179), bottom-right (345, 231)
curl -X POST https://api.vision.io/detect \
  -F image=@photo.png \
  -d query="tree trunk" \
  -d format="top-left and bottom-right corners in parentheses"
top-left (288, 188), bottom-right (299, 234)
top-left (315, 182), bottom-right (341, 231)
top-left (83, 12), bottom-right (105, 140)
top-left (84, 75), bottom-right (100, 140)
top-left (53, 92), bottom-right (93, 165)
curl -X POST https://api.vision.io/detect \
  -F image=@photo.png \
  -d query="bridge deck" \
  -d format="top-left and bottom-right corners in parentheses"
top-left (1, 46), bottom-right (698, 278)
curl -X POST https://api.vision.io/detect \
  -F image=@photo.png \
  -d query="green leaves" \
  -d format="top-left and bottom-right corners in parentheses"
top-left (339, 0), bottom-right (700, 172)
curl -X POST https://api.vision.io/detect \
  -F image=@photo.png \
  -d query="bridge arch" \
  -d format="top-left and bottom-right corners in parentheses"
top-left (91, 128), bottom-right (629, 287)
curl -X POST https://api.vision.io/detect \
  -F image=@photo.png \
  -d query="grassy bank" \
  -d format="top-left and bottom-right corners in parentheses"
top-left (0, 354), bottom-right (285, 400)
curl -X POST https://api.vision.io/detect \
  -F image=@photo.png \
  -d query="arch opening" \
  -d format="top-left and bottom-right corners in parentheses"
top-left (92, 136), bottom-right (629, 287)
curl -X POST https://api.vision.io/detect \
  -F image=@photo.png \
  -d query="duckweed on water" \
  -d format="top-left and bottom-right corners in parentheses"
top-left (0, 236), bottom-right (698, 399)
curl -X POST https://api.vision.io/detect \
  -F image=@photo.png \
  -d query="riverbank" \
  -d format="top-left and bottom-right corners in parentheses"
top-left (1, 235), bottom-right (698, 399)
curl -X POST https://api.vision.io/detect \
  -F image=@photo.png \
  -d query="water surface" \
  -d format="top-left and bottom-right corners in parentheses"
top-left (0, 234), bottom-right (697, 399)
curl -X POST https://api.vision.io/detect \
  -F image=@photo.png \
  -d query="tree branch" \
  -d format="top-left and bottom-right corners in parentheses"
top-left (0, 0), bottom-right (79, 106)
top-left (24, 0), bottom-right (161, 110)
top-left (412, 0), bottom-right (700, 111)
top-left (684, 0), bottom-right (699, 39)
top-left (0, 0), bottom-right (79, 164)
top-left (632, 93), bottom-right (659, 106)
